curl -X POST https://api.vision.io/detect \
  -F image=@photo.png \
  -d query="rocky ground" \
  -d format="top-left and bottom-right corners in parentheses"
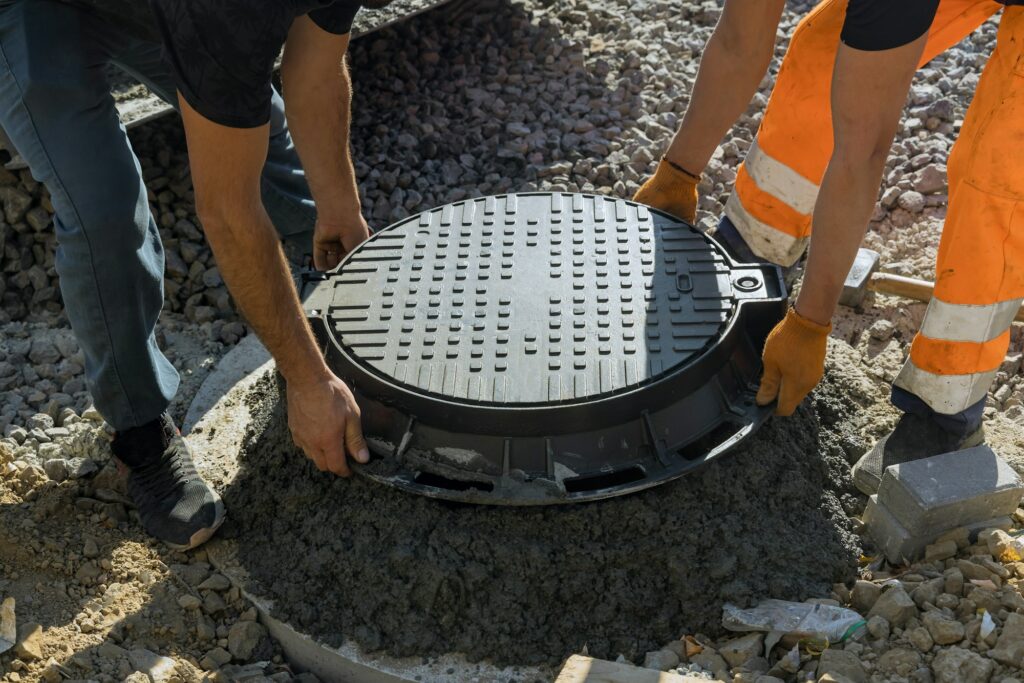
top-left (0, 0), bottom-right (1022, 681)
top-left (639, 518), bottom-right (1024, 683)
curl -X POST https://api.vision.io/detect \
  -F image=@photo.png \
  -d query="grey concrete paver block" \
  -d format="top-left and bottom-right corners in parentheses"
top-left (864, 494), bottom-right (1011, 564)
top-left (876, 446), bottom-right (1023, 536)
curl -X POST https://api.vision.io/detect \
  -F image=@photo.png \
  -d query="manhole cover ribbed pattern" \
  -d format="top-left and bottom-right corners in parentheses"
top-left (327, 194), bottom-right (730, 404)
top-left (304, 193), bottom-right (787, 505)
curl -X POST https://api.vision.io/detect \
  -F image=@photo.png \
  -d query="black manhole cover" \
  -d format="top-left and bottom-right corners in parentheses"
top-left (304, 193), bottom-right (786, 504)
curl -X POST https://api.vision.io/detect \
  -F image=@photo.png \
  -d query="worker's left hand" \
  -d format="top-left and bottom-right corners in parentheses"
top-left (314, 212), bottom-right (371, 270)
top-left (755, 307), bottom-right (832, 416)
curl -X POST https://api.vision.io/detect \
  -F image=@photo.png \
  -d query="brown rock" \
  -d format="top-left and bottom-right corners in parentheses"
top-left (944, 568), bottom-right (964, 596)
top-left (931, 646), bottom-right (993, 683)
top-left (689, 651), bottom-right (729, 680)
top-left (227, 621), bottom-right (268, 660)
top-left (867, 585), bottom-right (917, 627)
top-left (984, 529), bottom-right (1023, 562)
top-left (922, 610), bottom-right (965, 645)
top-left (202, 646), bottom-right (232, 670)
top-left (197, 574), bottom-right (231, 592)
top-left (642, 649), bottom-right (679, 671)
top-left (966, 587), bottom-right (1001, 614)
top-left (925, 539), bottom-right (958, 562)
top-left (877, 648), bottom-right (921, 677)
top-left (850, 580), bottom-right (882, 614)
top-left (911, 577), bottom-right (944, 608)
top-left (989, 611), bottom-right (1024, 668)
top-left (957, 559), bottom-right (995, 582)
top-left (909, 626), bottom-right (934, 652)
top-left (718, 633), bottom-right (763, 668)
top-left (40, 659), bottom-right (61, 683)
top-left (13, 623), bottom-right (43, 662)
top-left (816, 648), bottom-right (867, 683)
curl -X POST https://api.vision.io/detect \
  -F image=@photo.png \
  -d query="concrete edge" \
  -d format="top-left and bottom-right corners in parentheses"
top-left (184, 339), bottom-right (549, 683)
top-left (183, 334), bottom-right (272, 435)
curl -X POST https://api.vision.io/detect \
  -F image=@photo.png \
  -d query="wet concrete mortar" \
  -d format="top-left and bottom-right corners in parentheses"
top-left (216, 343), bottom-right (872, 668)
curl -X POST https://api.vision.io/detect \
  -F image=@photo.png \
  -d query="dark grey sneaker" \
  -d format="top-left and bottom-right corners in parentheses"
top-left (112, 413), bottom-right (225, 550)
top-left (851, 413), bottom-right (985, 496)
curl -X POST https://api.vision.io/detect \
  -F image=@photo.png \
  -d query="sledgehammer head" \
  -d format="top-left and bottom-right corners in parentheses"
top-left (839, 248), bottom-right (881, 308)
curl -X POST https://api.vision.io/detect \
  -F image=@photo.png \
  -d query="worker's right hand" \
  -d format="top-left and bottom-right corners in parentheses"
top-left (755, 307), bottom-right (832, 416)
top-left (632, 157), bottom-right (701, 224)
top-left (286, 369), bottom-right (370, 477)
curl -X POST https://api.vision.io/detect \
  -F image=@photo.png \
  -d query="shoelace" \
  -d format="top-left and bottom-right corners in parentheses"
top-left (131, 436), bottom-right (198, 501)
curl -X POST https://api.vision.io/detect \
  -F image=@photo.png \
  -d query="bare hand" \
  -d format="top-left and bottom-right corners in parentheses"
top-left (314, 213), bottom-right (370, 271)
top-left (286, 371), bottom-right (369, 476)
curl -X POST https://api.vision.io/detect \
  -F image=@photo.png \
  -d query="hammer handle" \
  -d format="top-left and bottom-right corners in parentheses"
top-left (867, 273), bottom-right (935, 303)
top-left (868, 273), bottom-right (1024, 323)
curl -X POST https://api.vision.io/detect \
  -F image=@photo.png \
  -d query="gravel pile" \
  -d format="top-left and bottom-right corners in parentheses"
top-left (631, 518), bottom-right (1024, 683)
top-left (0, 0), bottom-right (1021, 680)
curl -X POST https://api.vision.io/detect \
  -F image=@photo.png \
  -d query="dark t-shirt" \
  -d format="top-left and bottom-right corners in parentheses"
top-left (149, 0), bottom-right (363, 128)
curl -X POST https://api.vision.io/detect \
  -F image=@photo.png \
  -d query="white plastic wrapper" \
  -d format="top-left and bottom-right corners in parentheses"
top-left (981, 610), bottom-right (997, 639)
top-left (723, 599), bottom-right (867, 643)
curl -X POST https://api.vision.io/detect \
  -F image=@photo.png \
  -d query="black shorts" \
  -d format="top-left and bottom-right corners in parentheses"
top-left (841, 0), bottom-right (941, 51)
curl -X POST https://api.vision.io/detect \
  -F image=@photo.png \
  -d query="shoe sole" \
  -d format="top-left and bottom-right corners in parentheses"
top-left (165, 495), bottom-right (227, 552)
top-left (853, 427), bottom-right (986, 496)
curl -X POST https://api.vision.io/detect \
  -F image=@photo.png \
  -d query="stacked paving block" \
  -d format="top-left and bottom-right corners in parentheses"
top-left (864, 446), bottom-right (1024, 563)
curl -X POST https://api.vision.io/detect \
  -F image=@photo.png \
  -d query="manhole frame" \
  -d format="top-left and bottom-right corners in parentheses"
top-left (305, 193), bottom-right (787, 505)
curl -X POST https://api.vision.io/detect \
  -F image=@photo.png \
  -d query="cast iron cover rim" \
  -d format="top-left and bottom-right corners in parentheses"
top-left (305, 193), bottom-right (786, 505)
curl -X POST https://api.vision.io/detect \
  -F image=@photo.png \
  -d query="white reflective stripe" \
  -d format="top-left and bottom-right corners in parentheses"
top-left (725, 192), bottom-right (808, 267)
top-left (893, 360), bottom-right (996, 415)
top-left (744, 140), bottom-right (820, 215)
top-left (919, 297), bottom-right (1022, 344)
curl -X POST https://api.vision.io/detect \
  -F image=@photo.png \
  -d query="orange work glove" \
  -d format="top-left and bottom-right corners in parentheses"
top-left (632, 157), bottom-right (701, 224)
top-left (755, 307), bottom-right (832, 416)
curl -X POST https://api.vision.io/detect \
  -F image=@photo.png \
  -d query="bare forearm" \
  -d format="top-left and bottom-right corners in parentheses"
top-left (796, 156), bottom-right (878, 323)
top-left (666, 0), bottom-right (785, 173)
top-left (287, 65), bottom-right (357, 216)
top-left (281, 20), bottom-right (359, 222)
top-left (204, 203), bottom-right (327, 384)
top-left (796, 38), bottom-right (926, 326)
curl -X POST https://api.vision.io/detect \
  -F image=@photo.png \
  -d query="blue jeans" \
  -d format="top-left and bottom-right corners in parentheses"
top-left (0, 0), bottom-right (316, 430)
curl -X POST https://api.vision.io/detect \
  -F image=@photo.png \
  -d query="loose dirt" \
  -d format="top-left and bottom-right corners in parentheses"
top-left (0, 460), bottom-right (291, 681)
top-left (215, 342), bottom-right (875, 668)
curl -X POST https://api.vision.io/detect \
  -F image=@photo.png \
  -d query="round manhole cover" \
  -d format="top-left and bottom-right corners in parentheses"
top-left (304, 193), bottom-right (786, 504)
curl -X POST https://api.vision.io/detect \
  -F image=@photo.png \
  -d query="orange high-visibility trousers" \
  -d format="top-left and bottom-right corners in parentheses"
top-left (729, 0), bottom-right (1024, 418)
top-left (895, 7), bottom-right (1024, 415)
top-left (727, 0), bottom-right (1001, 267)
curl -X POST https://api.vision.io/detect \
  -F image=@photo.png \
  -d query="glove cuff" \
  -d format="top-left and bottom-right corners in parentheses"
top-left (787, 306), bottom-right (833, 336)
top-left (660, 157), bottom-right (702, 183)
